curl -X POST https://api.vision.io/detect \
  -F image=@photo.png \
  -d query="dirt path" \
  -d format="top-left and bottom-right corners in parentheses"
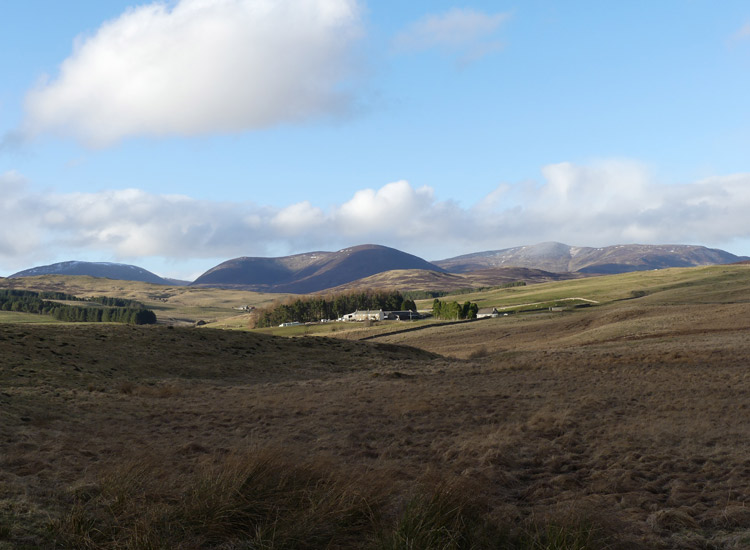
top-left (496, 296), bottom-right (600, 310)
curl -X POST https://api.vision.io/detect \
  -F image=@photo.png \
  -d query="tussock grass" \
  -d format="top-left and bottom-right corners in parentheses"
top-left (378, 481), bottom-right (507, 550)
top-left (519, 522), bottom-right (603, 550)
top-left (54, 450), bottom-right (381, 549)
top-left (515, 503), bottom-right (629, 550)
top-left (51, 450), bottom-right (621, 550)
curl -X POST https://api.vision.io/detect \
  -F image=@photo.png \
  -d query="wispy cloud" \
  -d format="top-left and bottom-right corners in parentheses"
top-left (393, 8), bottom-right (510, 65)
top-left (3, 160), bottom-right (750, 276)
top-left (20, 0), bottom-right (363, 147)
top-left (731, 21), bottom-right (750, 42)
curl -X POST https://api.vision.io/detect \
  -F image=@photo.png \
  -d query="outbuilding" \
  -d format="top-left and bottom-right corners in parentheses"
top-left (385, 310), bottom-right (421, 321)
top-left (476, 307), bottom-right (500, 319)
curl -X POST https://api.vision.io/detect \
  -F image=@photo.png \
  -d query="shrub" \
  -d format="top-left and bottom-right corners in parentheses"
top-left (378, 484), bottom-right (507, 550)
top-left (467, 346), bottom-right (489, 360)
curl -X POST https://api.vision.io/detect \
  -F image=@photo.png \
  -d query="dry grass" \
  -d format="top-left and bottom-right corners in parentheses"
top-left (412, 264), bottom-right (750, 311)
top-left (325, 267), bottom-right (578, 293)
top-left (4, 267), bottom-right (750, 548)
top-left (52, 450), bottom-right (381, 549)
top-left (0, 275), bottom-right (295, 325)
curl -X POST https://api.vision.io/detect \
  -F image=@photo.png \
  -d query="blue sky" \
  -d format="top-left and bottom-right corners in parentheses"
top-left (1, 0), bottom-right (749, 279)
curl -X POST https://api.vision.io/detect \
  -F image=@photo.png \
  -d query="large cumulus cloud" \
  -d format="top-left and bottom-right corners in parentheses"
top-left (22, 0), bottom-right (362, 146)
top-left (3, 160), bottom-right (750, 276)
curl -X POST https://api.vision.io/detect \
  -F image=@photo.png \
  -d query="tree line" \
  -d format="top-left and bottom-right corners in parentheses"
top-left (254, 290), bottom-right (417, 328)
top-left (431, 299), bottom-right (479, 320)
top-left (0, 289), bottom-right (157, 325)
top-left (87, 296), bottom-right (146, 308)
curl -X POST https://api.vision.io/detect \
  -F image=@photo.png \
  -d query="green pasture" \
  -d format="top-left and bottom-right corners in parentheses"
top-left (0, 311), bottom-right (65, 324)
top-left (416, 265), bottom-right (750, 311)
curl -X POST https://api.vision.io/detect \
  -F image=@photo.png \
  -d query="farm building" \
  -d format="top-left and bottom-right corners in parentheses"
top-left (341, 310), bottom-right (385, 322)
top-left (385, 310), bottom-right (421, 321)
top-left (476, 307), bottom-right (500, 319)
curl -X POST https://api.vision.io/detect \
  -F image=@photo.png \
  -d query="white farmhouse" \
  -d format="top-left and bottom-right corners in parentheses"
top-left (341, 310), bottom-right (385, 322)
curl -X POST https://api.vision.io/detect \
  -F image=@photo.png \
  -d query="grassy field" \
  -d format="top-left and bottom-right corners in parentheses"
top-left (413, 264), bottom-right (750, 311)
top-left (0, 311), bottom-right (64, 324)
top-left (3, 265), bottom-right (750, 548)
top-left (0, 275), bottom-right (295, 325)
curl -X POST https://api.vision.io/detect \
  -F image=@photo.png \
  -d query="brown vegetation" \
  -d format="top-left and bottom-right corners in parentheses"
top-left (3, 273), bottom-right (750, 547)
top-left (326, 267), bottom-right (582, 293)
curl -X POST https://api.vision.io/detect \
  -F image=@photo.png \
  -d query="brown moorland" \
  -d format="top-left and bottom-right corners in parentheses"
top-left (2, 266), bottom-right (750, 548)
top-left (325, 267), bottom-right (582, 293)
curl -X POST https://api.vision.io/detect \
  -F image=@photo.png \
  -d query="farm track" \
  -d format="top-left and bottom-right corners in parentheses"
top-left (358, 317), bottom-right (480, 341)
top-left (494, 296), bottom-right (601, 310)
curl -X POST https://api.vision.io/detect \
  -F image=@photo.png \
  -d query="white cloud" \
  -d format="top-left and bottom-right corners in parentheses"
top-left (537, 160), bottom-right (654, 214)
top-left (0, 171), bottom-right (41, 257)
top-left (272, 201), bottom-right (326, 235)
top-left (22, 0), bottom-right (363, 146)
top-left (3, 162), bottom-right (750, 277)
top-left (393, 8), bottom-right (509, 64)
top-left (335, 180), bottom-right (435, 230)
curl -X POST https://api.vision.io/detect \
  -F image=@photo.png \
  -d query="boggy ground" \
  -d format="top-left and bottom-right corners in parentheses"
top-left (2, 299), bottom-right (750, 548)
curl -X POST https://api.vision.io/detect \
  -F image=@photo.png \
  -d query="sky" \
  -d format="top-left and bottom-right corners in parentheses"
top-left (1, 0), bottom-right (749, 280)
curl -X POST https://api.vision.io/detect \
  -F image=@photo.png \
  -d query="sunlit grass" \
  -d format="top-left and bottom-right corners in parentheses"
top-left (416, 265), bottom-right (750, 310)
top-left (0, 311), bottom-right (64, 324)
top-left (0, 274), bottom-right (299, 324)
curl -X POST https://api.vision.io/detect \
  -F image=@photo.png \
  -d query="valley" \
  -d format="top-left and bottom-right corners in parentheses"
top-left (1, 265), bottom-right (750, 548)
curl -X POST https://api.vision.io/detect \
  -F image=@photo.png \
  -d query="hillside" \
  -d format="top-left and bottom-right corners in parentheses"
top-left (9, 260), bottom-right (175, 285)
top-left (327, 266), bottom-right (581, 293)
top-left (378, 264), bottom-right (750, 353)
top-left (4, 265), bottom-right (750, 548)
top-left (0, 275), bottom-right (292, 326)
top-left (406, 264), bottom-right (750, 314)
top-left (435, 242), bottom-right (744, 274)
top-left (191, 244), bottom-right (445, 293)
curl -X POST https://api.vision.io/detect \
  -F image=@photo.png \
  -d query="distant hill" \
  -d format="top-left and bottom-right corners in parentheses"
top-left (435, 242), bottom-right (746, 274)
top-left (9, 261), bottom-right (173, 286)
top-left (327, 267), bottom-right (582, 293)
top-left (162, 278), bottom-right (191, 287)
top-left (191, 244), bottom-right (446, 293)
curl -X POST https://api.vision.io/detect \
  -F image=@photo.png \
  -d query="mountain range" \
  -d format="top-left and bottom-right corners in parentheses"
top-left (6, 242), bottom-right (747, 294)
top-left (433, 242), bottom-right (744, 274)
